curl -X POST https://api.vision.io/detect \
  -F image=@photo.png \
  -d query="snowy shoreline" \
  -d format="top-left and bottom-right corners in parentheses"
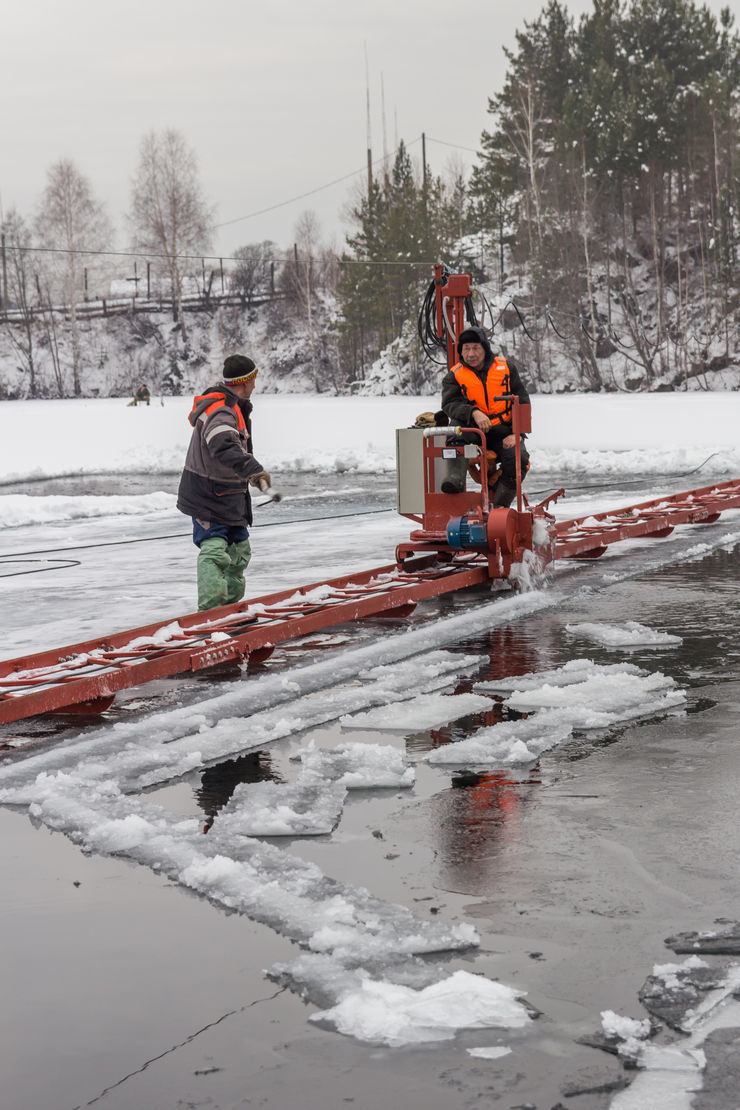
top-left (2, 392), bottom-right (740, 485)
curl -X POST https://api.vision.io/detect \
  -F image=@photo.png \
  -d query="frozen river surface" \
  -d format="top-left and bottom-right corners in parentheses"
top-left (1, 472), bottom-right (740, 1110)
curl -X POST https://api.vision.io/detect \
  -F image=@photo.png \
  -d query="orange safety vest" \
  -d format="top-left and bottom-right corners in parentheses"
top-left (190, 392), bottom-right (248, 432)
top-left (451, 357), bottom-right (512, 425)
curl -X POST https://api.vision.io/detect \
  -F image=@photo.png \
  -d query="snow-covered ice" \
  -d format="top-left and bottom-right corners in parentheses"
top-left (2, 393), bottom-right (740, 489)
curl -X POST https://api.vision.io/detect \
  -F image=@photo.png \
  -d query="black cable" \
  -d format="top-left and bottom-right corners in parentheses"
top-left (0, 506), bottom-right (397, 562)
top-left (527, 452), bottom-right (723, 498)
top-left (3, 446), bottom-right (726, 568)
top-left (0, 558), bottom-right (82, 578)
top-left (417, 275), bottom-right (448, 363)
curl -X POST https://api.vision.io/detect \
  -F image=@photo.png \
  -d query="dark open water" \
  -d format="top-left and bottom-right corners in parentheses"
top-left (1, 473), bottom-right (739, 1110)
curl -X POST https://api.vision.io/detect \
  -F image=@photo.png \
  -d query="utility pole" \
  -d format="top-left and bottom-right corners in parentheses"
top-left (421, 132), bottom-right (428, 218)
top-left (1, 232), bottom-right (7, 313)
top-left (365, 41), bottom-right (373, 196)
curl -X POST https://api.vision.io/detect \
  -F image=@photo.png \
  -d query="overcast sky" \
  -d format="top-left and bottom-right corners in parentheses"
top-left (2, 0), bottom-right (738, 261)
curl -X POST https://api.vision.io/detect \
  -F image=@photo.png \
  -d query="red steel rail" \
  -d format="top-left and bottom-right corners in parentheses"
top-left (0, 556), bottom-right (491, 726)
top-left (553, 480), bottom-right (740, 559)
top-left (1, 479), bottom-right (739, 725)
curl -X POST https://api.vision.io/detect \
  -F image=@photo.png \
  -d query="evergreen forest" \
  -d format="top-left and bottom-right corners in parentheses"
top-left (338, 0), bottom-right (740, 393)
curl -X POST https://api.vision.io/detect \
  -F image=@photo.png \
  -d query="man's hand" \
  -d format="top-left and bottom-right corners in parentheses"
top-left (502, 434), bottom-right (516, 449)
top-left (472, 410), bottom-right (491, 433)
top-left (249, 470), bottom-right (272, 491)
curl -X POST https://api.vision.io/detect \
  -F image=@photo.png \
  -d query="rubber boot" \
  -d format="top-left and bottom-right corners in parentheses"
top-left (441, 455), bottom-right (468, 494)
top-left (224, 539), bottom-right (252, 604)
top-left (492, 481), bottom-right (516, 508)
top-left (197, 536), bottom-right (230, 610)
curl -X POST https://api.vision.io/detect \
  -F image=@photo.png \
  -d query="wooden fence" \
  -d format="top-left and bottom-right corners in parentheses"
top-left (0, 288), bottom-right (283, 325)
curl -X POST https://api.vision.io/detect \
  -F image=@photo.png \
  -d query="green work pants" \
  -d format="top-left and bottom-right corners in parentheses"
top-left (197, 537), bottom-right (252, 611)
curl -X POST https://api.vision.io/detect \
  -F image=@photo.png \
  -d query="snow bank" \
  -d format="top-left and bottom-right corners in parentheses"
top-left (2, 392), bottom-right (740, 487)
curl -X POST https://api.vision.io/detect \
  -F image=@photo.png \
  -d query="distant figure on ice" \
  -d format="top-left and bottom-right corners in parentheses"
top-left (128, 384), bottom-right (151, 406)
top-left (177, 355), bottom-right (271, 611)
top-left (440, 326), bottom-right (530, 507)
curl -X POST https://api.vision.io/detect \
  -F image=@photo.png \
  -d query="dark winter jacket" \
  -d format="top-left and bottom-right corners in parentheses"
top-left (176, 384), bottom-right (264, 526)
top-left (441, 325), bottom-right (530, 436)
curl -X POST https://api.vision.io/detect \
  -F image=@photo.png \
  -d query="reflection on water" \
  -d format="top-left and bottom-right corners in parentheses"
top-left (407, 621), bottom-right (562, 757)
top-left (196, 751), bottom-right (281, 831)
top-left (431, 769), bottom-right (541, 893)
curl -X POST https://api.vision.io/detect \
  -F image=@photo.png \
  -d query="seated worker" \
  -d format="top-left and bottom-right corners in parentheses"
top-left (440, 326), bottom-right (530, 507)
top-left (128, 384), bottom-right (151, 406)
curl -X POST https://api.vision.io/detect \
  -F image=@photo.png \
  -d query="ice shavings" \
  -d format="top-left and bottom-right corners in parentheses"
top-left (652, 956), bottom-right (709, 991)
top-left (340, 690), bottom-right (492, 731)
top-left (213, 780), bottom-right (348, 836)
top-left (566, 621), bottom-right (682, 648)
top-left (602, 1009), bottom-right (652, 1041)
top-left (434, 661), bottom-right (687, 765)
top-left (294, 741), bottom-right (415, 789)
top-left (309, 970), bottom-right (530, 1046)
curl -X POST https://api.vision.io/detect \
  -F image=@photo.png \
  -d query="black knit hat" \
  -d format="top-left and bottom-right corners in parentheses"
top-left (458, 327), bottom-right (491, 353)
top-left (223, 354), bottom-right (257, 384)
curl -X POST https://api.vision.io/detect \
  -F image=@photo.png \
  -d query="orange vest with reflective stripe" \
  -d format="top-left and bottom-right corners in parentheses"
top-left (190, 392), bottom-right (247, 432)
top-left (451, 357), bottom-right (512, 424)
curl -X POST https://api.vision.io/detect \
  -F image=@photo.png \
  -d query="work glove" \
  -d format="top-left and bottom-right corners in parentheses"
top-left (249, 470), bottom-right (272, 491)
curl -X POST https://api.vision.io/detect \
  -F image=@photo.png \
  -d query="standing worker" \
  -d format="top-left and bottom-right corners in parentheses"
top-left (177, 355), bottom-right (270, 611)
top-left (440, 326), bottom-right (530, 507)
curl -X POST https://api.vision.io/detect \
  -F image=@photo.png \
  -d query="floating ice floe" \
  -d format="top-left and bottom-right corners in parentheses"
top-left (467, 1045), bottom-right (513, 1060)
top-left (428, 660), bottom-right (688, 767)
top-left (566, 621), bottom-right (682, 648)
top-left (294, 740), bottom-right (415, 788)
top-left (213, 780), bottom-right (348, 836)
top-left (427, 716), bottom-right (573, 767)
top-left (310, 969), bottom-right (530, 1046)
top-left (340, 690), bottom-right (492, 730)
top-left (475, 658), bottom-right (644, 693)
top-left (504, 665), bottom-right (685, 728)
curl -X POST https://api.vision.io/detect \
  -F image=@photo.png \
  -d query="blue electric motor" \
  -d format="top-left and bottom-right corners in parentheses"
top-left (446, 515), bottom-right (489, 550)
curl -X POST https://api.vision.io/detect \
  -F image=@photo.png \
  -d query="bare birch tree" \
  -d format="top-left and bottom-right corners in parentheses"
top-left (1, 209), bottom-right (40, 395)
top-left (129, 129), bottom-right (214, 344)
top-left (34, 159), bottom-right (112, 395)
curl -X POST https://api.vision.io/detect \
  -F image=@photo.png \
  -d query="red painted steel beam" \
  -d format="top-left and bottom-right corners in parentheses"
top-left (555, 480), bottom-right (740, 559)
top-left (0, 558), bottom-right (491, 725)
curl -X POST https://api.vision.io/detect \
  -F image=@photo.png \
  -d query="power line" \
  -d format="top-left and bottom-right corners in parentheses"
top-left (426, 136), bottom-right (480, 156)
top-left (212, 142), bottom-right (420, 231)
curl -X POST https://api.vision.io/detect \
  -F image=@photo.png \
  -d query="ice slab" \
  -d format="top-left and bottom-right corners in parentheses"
top-left (310, 969), bottom-right (531, 1046)
top-left (294, 741), bottom-right (415, 789)
top-left (428, 716), bottom-right (573, 766)
top-left (504, 667), bottom-right (686, 728)
top-left (214, 780), bottom-right (348, 836)
top-left (341, 690), bottom-right (492, 731)
top-left (475, 658), bottom-right (644, 693)
top-left (566, 621), bottom-right (682, 648)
